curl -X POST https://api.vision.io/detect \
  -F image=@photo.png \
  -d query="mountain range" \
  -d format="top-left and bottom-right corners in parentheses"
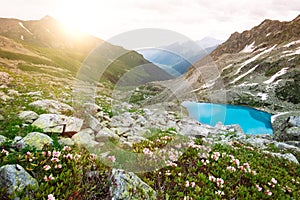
top-left (0, 16), bottom-right (172, 87)
top-left (142, 14), bottom-right (300, 113)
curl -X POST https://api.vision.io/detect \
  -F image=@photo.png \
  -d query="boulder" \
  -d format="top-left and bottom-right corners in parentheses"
top-left (72, 130), bottom-right (98, 147)
top-left (0, 164), bottom-right (38, 196)
top-left (13, 136), bottom-right (26, 150)
top-left (29, 99), bottom-right (74, 115)
top-left (32, 114), bottom-right (83, 133)
top-left (0, 135), bottom-right (7, 144)
top-left (288, 116), bottom-right (300, 127)
top-left (109, 169), bottom-right (157, 200)
top-left (244, 138), bottom-right (272, 149)
top-left (58, 138), bottom-right (75, 146)
top-left (179, 124), bottom-right (209, 138)
top-left (23, 132), bottom-right (53, 150)
top-left (18, 111), bottom-right (39, 123)
top-left (95, 128), bottom-right (119, 142)
top-left (285, 127), bottom-right (300, 140)
top-left (266, 152), bottom-right (299, 165)
top-left (87, 115), bottom-right (102, 132)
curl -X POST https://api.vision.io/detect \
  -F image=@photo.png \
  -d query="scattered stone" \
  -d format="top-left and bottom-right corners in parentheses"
top-left (18, 111), bottom-right (39, 123)
top-left (23, 132), bottom-right (53, 150)
top-left (288, 116), bottom-right (300, 127)
top-left (13, 136), bottom-right (26, 150)
top-left (95, 127), bottom-right (119, 142)
top-left (7, 90), bottom-right (19, 96)
top-left (244, 137), bottom-right (272, 149)
top-left (285, 127), bottom-right (300, 140)
top-left (32, 114), bottom-right (83, 133)
top-left (266, 152), bottom-right (299, 165)
top-left (29, 99), bottom-right (74, 115)
top-left (0, 114), bottom-right (4, 121)
top-left (0, 135), bottom-right (7, 144)
top-left (109, 169), bottom-right (157, 200)
top-left (0, 164), bottom-right (38, 196)
top-left (72, 130), bottom-right (99, 147)
top-left (26, 91), bottom-right (42, 97)
top-left (87, 115), bottom-right (102, 132)
top-left (58, 138), bottom-right (75, 146)
top-left (0, 91), bottom-right (12, 101)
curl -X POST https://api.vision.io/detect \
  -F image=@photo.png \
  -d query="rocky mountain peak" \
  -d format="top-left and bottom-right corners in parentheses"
top-left (211, 15), bottom-right (300, 58)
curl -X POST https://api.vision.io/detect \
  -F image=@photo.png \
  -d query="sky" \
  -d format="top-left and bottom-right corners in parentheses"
top-left (0, 0), bottom-right (300, 41)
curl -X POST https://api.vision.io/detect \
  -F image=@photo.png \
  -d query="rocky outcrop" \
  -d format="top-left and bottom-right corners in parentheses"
top-left (32, 114), bottom-right (83, 133)
top-left (29, 99), bottom-right (74, 115)
top-left (0, 71), bottom-right (13, 87)
top-left (18, 111), bottom-right (39, 123)
top-left (109, 169), bottom-right (156, 200)
top-left (23, 132), bottom-right (53, 150)
top-left (0, 164), bottom-right (37, 197)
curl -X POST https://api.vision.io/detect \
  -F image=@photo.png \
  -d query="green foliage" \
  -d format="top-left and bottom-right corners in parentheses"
top-left (0, 144), bottom-right (110, 199)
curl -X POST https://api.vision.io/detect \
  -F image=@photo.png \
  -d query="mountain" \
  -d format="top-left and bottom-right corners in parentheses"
top-left (143, 15), bottom-right (300, 113)
top-left (196, 37), bottom-right (223, 49)
top-left (138, 37), bottom-right (222, 77)
top-left (0, 16), bottom-right (172, 87)
top-left (181, 14), bottom-right (300, 112)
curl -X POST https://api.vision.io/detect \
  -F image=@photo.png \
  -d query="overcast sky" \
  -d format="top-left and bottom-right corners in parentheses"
top-left (1, 0), bottom-right (299, 41)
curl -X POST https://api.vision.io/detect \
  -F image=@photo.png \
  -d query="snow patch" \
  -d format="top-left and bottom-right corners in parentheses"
top-left (231, 65), bottom-right (259, 84)
top-left (266, 33), bottom-right (271, 37)
top-left (257, 92), bottom-right (268, 100)
top-left (284, 47), bottom-right (300, 56)
top-left (239, 83), bottom-right (259, 87)
top-left (271, 112), bottom-right (289, 123)
top-left (222, 64), bottom-right (233, 72)
top-left (18, 22), bottom-right (33, 35)
top-left (240, 41), bottom-right (255, 53)
top-left (234, 45), bottom-right (277, 76)
top-left (283, 40), bottom-right (300, 48)
top-left (20, 35), bottom-right (24, 40)
top-left (264, 67), bottom-right (289, 84)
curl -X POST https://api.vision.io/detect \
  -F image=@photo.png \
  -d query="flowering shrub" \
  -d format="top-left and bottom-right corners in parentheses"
top-left (0, 143), bottom-right (110, 199)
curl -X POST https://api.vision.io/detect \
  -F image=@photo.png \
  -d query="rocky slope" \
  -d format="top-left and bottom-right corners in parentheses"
top-left (0, 16), bottom-right (172, 86)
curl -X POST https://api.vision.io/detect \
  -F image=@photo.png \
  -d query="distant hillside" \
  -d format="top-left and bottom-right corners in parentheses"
top-left (144, 14), bottom-right (300, 113)
top-left (138, 37), bottom-right (221, 77)
top-left (0, 16), bottom-right (172, 86)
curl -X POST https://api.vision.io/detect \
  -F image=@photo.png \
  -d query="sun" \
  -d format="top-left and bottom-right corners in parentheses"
top-left (54, 0), bottom-right (102, 35)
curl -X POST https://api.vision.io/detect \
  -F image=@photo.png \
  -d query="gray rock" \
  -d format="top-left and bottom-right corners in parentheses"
top-left (266, 152), bottom-right (299, 165)
top-left (95, 128), bottom-right (119, 142)
top-left (179, 124), bottom-right (209, 137)
top-left (87, 115), bottom-right (102, 132)
top-left (29, 99), bottom-right (74, 115)
top-left (58, 138), bottom-right (75, 146)
top-left (13, 136), bottom-right (26, 150)
top-left (127, 136), bottom-right (147, 144)
top-left (26, 91), bottom-right (42, 97)
top-left (32, 114), bottom-right (83, 133)
top-left (273, 141), bottom-right (300, 152)
top-left (0, 164), bottom-right (38, 196)
top-left (23, 132), bottom-right (53, 150)
top-left (244, 138), bottom-right (272, 149)
top-left (72, 130), bottom-right (98, 147)
top-left (288, 116), bottom-right (300, 127)
top-left (0, 135), bottom-right (7, 144)
top-left (109, 169), bottom-right (156, 200)
top-left (285, 141), bottom-right (300, 148)
top-left (285, 127), bottom-right (300, 140)
top-left (18, 111), bottom-right (39, 123)
top-left (110, 112), bottom-right (135, 127)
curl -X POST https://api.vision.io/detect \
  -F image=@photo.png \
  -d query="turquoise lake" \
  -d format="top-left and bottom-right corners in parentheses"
top-left (182, 102), bottom-right (273, 134)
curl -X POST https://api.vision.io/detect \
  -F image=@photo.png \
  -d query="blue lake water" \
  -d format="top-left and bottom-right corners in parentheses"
top-left (182, 102), bottom-right (273, 134)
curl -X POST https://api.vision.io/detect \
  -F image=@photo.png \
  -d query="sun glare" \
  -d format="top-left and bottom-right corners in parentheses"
top-left (54, 0), bottom-right (102, 36)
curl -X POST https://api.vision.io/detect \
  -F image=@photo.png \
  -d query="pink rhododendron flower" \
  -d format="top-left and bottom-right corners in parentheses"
top-left (209, 175), bottom-right (216, 182)
top-left (108, 155), bottom-right (116, 163)
top-left (216, 178), bottom-right (224, 188)
top-left (256, 184), bottom-right (262, 191)
top-left (63, 146), bottom-right (71, 151)
top-left (54, 164), bottom-right (62, 169)
top-left (65, 153), bottom-right (73, 160)
top-left (47, 194), bottom-right (55, 200)
top-left (226, 166), bottom-right (236, 172)
top-left (43, 165), bottom-right (51, 171)
top-left (51, 158), bottom-right (60, 163)
top-left (44, 174), bottom-right (55, 182)
top-left (191, 182), bottom-right (196, 188)
top-left (265, 190), bottom-right (272, 196)
top-left (1, 149), bottom-right (9, 156)
top-left (232, 159), bottom-right (240, 166)
top-left (52, 151), bottom-right (61, 158)
top-left (185, 180), bottom-right (190, 187)
top-left (143, 148), bottom-right (153, 155)
top-left (271, 178), bottom-right (277, 184)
